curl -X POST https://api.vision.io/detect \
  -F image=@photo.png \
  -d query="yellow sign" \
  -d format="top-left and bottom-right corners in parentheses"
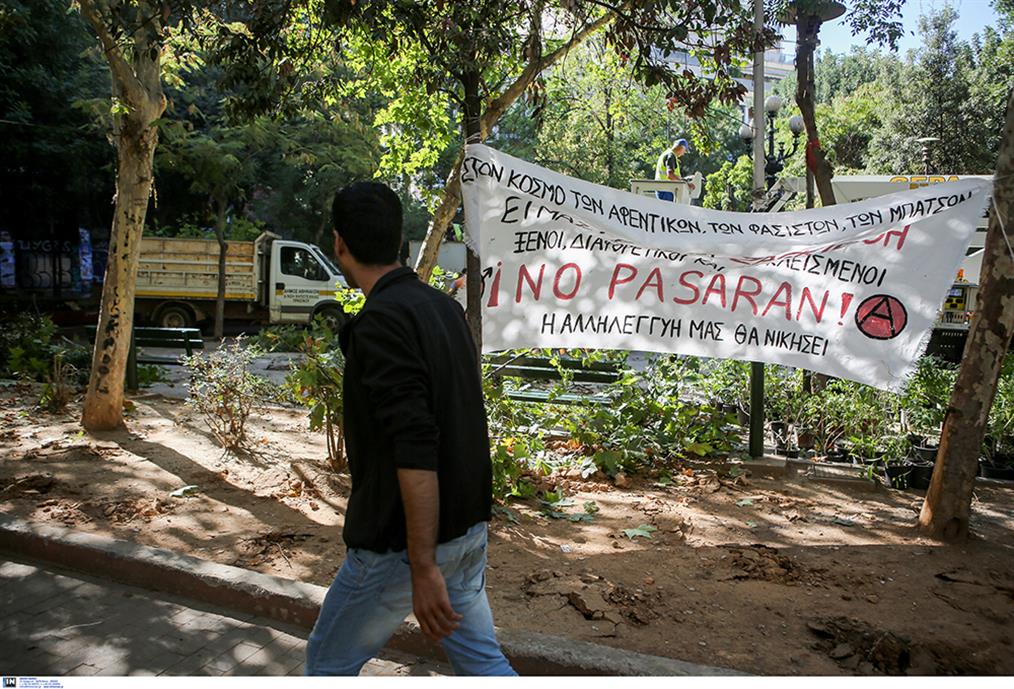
top-left (889, 175), bottom-right (961, 189)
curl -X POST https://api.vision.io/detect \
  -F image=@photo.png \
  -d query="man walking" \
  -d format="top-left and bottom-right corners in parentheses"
top-left (654, 138), bottom-right (690, 202)
top-left (305, 182), bottom-right (515, 677)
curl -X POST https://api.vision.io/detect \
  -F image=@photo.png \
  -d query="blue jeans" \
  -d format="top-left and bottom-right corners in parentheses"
top-left (305, 522), bottom-right (515, 676)
top-left (656, 191), bottom-right (674, 202)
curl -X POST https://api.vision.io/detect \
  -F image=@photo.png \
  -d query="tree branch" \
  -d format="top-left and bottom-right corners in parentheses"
top-left (481, 11), bottom-right (614, 136)
top-left (77, 0), bottom-right (147, 106)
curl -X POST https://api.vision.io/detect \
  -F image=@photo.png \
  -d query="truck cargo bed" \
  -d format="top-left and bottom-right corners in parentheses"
top-left (136, 237), bottom-right (258, 302)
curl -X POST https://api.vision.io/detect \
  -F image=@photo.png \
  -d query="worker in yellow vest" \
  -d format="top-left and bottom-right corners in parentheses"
top-left (654, 138), bottom-right (690, 202)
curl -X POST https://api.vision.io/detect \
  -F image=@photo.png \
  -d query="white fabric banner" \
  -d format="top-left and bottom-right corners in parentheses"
top-left (460, 144), bottom-right (991, 390)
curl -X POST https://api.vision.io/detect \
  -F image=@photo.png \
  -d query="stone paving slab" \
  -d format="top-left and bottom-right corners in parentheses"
top-left (0, 557), bottom-right (446, 677)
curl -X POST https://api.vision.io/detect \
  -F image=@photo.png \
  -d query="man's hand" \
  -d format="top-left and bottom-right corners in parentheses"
top-left (411, 563), bottom-right (462, 640)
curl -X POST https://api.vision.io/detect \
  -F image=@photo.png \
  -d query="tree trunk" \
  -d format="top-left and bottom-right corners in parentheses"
top-left (795, 15), bottom-right (836, 207)
top-left (462, 67), bottom-right (483, 351)
top-left (79, 0), bottom-right (165, 431)
top-left (214, 197), bottom-right (228, 340)
top-left (413, 149), bottom-right (465, 284)
top-left (796, 13), bottom-right (832, 393)
top-left (919, 89), bottom-right (1014, 542)
top-left (604, 84), bottom-right (614, 187)
top-left (412, 13), bottom-right (613, 283)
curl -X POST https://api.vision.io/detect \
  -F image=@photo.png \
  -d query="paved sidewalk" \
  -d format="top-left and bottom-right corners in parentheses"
top-left (0, 557), bottom-right (446, 676)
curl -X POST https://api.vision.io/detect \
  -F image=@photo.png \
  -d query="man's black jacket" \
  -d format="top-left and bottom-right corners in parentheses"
top-left (337, 267), bottom-right (492, 553)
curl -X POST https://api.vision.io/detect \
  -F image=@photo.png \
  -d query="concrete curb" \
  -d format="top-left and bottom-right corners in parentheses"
top-left (0, 516), bottom-right (742, 676)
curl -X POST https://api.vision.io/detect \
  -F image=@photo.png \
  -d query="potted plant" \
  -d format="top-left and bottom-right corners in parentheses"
top-left (874, 435), bottom-right (914, 489)
top-left (701, 359), bottom-right (750, 426)
top-left (765, 366), bottom-right (804, 455)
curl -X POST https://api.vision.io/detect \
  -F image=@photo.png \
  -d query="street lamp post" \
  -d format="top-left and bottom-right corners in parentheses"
top-left (738, 95), bottom-right (804, 460)
top-left (740, 97), bottom-right (805, 192)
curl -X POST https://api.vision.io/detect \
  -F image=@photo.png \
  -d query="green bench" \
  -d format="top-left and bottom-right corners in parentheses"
top-left (485, 353), bottom-right (623, 405)
top-left (86, 326), bottom-right (204, 391)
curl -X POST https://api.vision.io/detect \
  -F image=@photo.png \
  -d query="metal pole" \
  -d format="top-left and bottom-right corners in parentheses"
top-left (749, 0), bottom-right (766, 460)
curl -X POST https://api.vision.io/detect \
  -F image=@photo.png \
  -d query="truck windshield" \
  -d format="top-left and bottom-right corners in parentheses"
top-left (313, 248), bottom-right (342, 278)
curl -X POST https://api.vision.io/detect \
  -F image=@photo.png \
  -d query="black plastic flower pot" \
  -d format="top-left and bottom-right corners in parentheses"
top-left (885, 463), bottom-right (913, 490)
top-left (909, 463), bottom-right (935, 489)
top-left (912, 445), bottom-right (939, 463)
top-left (980, 464), bottom-right (1014, 481)
top-left (825, 447), bottom-right (850, 463)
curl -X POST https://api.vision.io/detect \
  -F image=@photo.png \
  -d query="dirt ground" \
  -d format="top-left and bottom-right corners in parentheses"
top-left (2, 384), bottom-right (1012, 676)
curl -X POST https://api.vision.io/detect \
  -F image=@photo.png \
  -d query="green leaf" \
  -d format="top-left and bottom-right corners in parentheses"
top-left (623, 524), bottom-right (657, 540)
top-left (684, 441), bottom-right (712, 456)
top-left (492, 505), bottom-right (519, 524)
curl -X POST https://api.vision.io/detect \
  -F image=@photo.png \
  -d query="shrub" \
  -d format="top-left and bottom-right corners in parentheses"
top-left (252, 324), bottom-right (309, 353)
top-left (136, 363), bottom-right (167, 387)
top-left (801, 378), bottom-right (899, 456)
top-left (1, 312), bottom-right (90, 386)
top-left (1, 313), bottom-right (60, 380)
top-left (38, 351), bottom-right (76, 413)
top-left (284, 288), bottom-right (367, 471)
top-left (558, 355), bottom-right (734, 475)
top-left (286, 321), bottom-right (347, 471)
top-left (483, 363), bottom-right (547, 500)
top-left (987, 356), bottom-right (1014, 462)
top-left (182, 338), bottom-right (274, 449)
top-left (900, 355), bottom-right (957, 437)
top-left (699, 358), bottom-right (750, 410)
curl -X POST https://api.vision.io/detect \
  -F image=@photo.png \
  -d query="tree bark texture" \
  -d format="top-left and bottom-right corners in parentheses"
top-left (919, 88), bottom-right (1014, 541)
top-left (462, 67), bottom-right (483, 351)
top-left (79, 0), bottom-right (166, 430)
top-left (794, 15), bottom-right (836, 207)
top-left (413, 13), bottom-right (613, 283)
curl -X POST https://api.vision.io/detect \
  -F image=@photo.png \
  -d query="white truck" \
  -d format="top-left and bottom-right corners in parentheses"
top-left (134, 232), bottom-right (347, 329)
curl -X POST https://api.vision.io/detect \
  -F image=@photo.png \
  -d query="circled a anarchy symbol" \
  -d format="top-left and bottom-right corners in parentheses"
top-left (855, 294), bottom-right (908, 340)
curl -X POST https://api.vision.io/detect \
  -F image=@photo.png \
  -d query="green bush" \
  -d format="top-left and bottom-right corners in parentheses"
top-left (253, 324), bottom-right (314, 353)
top-left (136, 363), bottom-right (168, 387)
top-left (286, 320), bottom-right (347, 471)
top-left (800, 378), bottom-right (899, 457)
top-left (987, 356), bottom-right (1014, 462)
top-left (1, 313), bottom-right (60, 380)
top-left (900, 356), bottom-right (957, 437)
top-left (182, 338), bottom-right (275, 449)
top-left (0, 313), bottom-right (90, 386)
top-left (484, 351), bottom-right (733, 492)
top-left (699, 358), bottom-right (750, 410)
top-left (559, 355), bottom-right (734, 475)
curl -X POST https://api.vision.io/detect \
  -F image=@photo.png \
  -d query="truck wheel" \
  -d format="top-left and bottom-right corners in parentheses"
top-left (157, 304), bottom-right (194, 329)
top-left (314, 306), bottom-right (347, 332)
